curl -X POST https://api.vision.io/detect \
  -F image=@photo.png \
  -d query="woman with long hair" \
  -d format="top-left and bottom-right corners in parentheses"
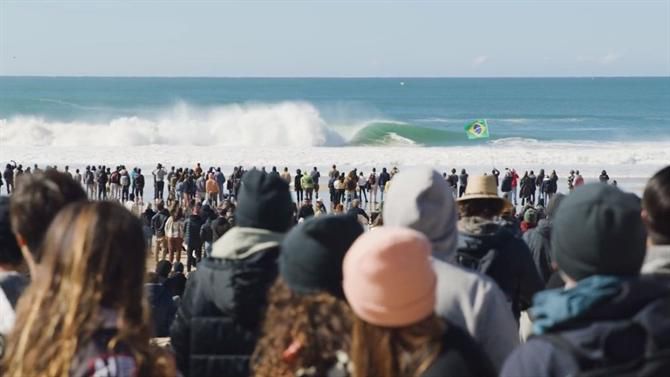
top-left (252, 215), bottom-right (363, 377)
top-left (343, 227), bottom-right (496, 377)
top-left (1, 201), bottom-right (175, 377)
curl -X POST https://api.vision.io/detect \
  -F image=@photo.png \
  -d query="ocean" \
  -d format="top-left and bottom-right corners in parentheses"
top-left (1, 77), bottom-right (669, 191)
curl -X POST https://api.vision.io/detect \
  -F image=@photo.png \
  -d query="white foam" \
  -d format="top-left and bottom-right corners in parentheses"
top-left (0, 101), bottom-right (346, 148)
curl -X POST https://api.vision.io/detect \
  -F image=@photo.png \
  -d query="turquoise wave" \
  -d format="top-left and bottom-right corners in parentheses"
top-left (348, 122), bottom-right (476, 146)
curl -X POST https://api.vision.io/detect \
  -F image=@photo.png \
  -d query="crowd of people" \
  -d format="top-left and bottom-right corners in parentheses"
top-left (0, 159), bottom-right (668, 377)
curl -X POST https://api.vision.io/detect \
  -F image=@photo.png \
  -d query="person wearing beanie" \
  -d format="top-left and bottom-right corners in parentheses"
top-left (502, 184), bottom-right (670, 377)
top-left (455, 175), bottom-right (544, 322)
top-left (171, 170), bottom-right (294, 377)
top-left (343, 227), bottom-right (495, 377)
top-left (641, 166), bottom-right (670, 275)
top-left (0, 197), bottom-right (28, 351)
top-left (252, 214), bottom-right (363, 377)
top-left (523, 193), bottom-right (566, 285)
top-left (383, 168), bottom-right (519, 370)
top-left (520, 208), bottom-right (538, 233)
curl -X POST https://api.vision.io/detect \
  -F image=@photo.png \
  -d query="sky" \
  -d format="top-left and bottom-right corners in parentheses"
top-left (0, 0), bottom-right (669, 77)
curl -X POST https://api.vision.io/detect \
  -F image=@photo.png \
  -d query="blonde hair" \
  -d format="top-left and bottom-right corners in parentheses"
top-left (2, 201), bottom-right (174, 377)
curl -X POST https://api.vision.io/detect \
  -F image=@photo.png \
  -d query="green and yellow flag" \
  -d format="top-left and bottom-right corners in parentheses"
top-left (464, 119), bottom-right (490, 139)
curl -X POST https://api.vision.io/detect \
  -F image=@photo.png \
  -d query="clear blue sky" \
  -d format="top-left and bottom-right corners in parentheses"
top-left (1, 0), bottom-right (668, 77)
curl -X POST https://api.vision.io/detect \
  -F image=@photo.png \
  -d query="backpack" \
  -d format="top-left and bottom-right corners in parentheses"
top-left (346, 178), bottom-right (357, 191)
top-left (501, 175), bottom-right (513, 192)
top-left (368, 174), bottom-right (376, 186)
top-left (110, 171), bottom-right (120, 184)
top-left (120, 175), bottom-right (130, 187)
top-left (537, 295), bottom-right (670, 377)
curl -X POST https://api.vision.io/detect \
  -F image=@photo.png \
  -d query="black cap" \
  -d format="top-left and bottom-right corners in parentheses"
top-left (280, 214), bottom-right (363, 297)
top-left (235, 170), bottom-right (293, 233)
top-left (552, 184), bottom-right (646, 281)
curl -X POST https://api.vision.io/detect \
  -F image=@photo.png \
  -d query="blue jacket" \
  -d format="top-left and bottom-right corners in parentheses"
top-left (501, 275), bottom-right (670, 377)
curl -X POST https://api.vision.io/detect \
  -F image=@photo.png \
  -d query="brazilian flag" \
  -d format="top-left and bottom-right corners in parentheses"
top-left (464, 119), bottom-right (490, 140)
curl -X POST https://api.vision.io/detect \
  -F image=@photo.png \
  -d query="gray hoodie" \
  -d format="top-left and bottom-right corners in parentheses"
top-left (384, 167), bottom-right (520, 371)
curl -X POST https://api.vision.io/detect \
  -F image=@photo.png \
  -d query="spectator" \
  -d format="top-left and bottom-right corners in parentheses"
top-left (251, 215), bottom-right (363, 377)
top-left (455, 175), bottom-right (544, 321)
top-left (171, 170), bottom-right (293, 377)
top-left (146, 260), bottom-right (177, 337)
top-left (3, 202), bottom-right (174, 376)
top-left (344, 227), bottom-right (496, 377)
top-left (0, 197), bottom-right (28, 353)
top-left (384, 168), bottom-right (520, 370)
top-left (523, 194), bottom-right (566, 284)
top-left (501, 184), bottom-right (670, 377)
top-left (9, 170), bottom-right (87, 276)
top-left (641, 166), bottom-right (670, 275)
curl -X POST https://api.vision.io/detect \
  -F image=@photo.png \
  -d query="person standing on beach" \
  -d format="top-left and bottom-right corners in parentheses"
top-left (641, 166), bottom-right (670, 275)
top-left (492, 168), bottom-right (501, 188)
top-left (3, 201), bottom-right (176, 377)
top-left (343, 227), bottom-right (497, 377)
top-left (215, 167), bottom-right (226, 202)
top-left (294, 169), bottom-right (304, 203)
top-left (510, 169), bottom-right (519, 205)
top-left (206, 173), bottom-right (219, 206)
top-left (310, 166), bottom-right (321, 200)
top-left (171, 170), bottom-right (293, 377)
top-left (357, 172), bottom-right (368, 203)
top-left (456, 176), bottom-right (544, 322)
top-left (599, 169), bottom-right (610, 183)
top-left (151, 200), bottom-right (169, 265)
top-left (574, 170), bottom-right (584, 187)
top-left (280, 167), bottom-right (291, 184)
top-left (0, 197), bottom-right (28, 351)
top-left (251, 215), bottom-right (362, 377)
top-left (97, 166), bottom-right (108, 200)
top-left (153, 163), bottom-right (167, 201)
top-left (377, 167), bottom-right (391, 202)
top-left (301, 169), bottom-right (314, 201)
top-left (458, 169), bottom-right (469, 198)
top-left (368, 168), bottom-right (378, 204)
top-left (136, 168), bottom-right (146, 202)
top-left (184, 204), bottom-right (204, 272)
top-left (3, 164), bottom-right (14, 194)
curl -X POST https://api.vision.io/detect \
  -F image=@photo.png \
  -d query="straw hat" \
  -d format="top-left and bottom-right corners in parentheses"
top-left (457, 175), bottom-right (504, 202)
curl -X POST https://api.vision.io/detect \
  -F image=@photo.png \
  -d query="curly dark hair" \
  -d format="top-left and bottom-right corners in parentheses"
top-left (251, 278), bottom-right (353, 377)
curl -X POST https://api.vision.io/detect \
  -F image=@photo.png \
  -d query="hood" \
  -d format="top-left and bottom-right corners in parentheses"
top-left (531, 275), bottom-right (670, 335)
top-left (458, 216), bottom-right (501, 236)
top-left (642, 244), bottom-right (670, 275)
top-left (211, 226), bottom-right (285, 260)
top-left (534, 219), bottom-right (552, 238)
top-left (383, 167), bottom-right (458, 261)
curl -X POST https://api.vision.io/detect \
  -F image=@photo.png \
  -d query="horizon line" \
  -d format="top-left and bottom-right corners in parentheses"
top-left (1, 74), bottom-right (669, 79)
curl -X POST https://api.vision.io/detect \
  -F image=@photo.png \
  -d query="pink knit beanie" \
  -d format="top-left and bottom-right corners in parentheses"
top-left (343, 226), bottom-right (436, 327)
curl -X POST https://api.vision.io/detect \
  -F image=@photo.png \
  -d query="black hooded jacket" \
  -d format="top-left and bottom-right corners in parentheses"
top-left (170, 241), bottom-right (279, 377)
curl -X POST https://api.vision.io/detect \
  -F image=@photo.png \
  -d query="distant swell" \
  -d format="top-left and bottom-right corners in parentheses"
top-left (0, 101), bottom-right (470, 148)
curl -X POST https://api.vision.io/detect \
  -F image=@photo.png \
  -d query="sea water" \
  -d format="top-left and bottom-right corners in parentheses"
top-left (1, 77), bottom-right (668, 191)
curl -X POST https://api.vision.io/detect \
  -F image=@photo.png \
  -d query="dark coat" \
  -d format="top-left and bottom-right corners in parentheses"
top-left (456, 221), bottom-right (545, 320)
top-left (184, 214), bottom-right (204, 249)
top-left (421, 322), bottom-right (496, 377)
top-left (170, 246), bottom-right (279, 377)
top-left (151, 209), bottom-right (169, 237)
top-left (501, 277), bottom-right (670, 377)
top-left (522, 219), bottom-right (554, 284)
top-left (146, 282), bottom-right (177, 337)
